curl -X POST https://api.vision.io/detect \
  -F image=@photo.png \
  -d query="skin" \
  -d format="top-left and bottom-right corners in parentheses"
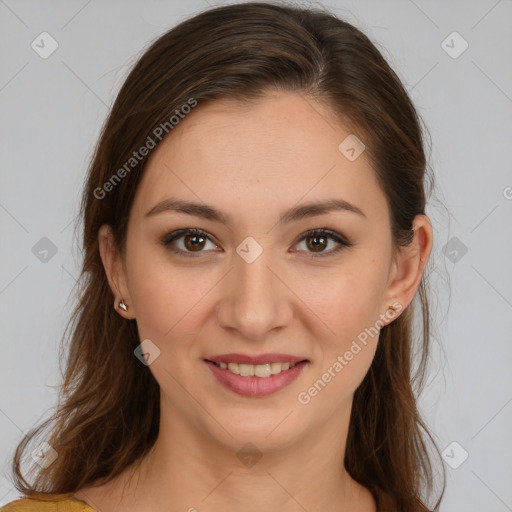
top-left (74, 91), bottom-right (432, 512)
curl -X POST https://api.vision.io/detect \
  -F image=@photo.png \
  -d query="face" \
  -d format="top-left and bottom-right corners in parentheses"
top-left (100, 91), bottom-right (426, 454)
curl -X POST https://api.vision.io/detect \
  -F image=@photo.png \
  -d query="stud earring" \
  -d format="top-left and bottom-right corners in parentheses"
top-left (117, 300), bottom-right (128, 312)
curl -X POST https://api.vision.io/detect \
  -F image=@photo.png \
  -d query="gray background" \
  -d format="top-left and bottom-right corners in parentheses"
top-left (1, 0), bottom-right (511, 510)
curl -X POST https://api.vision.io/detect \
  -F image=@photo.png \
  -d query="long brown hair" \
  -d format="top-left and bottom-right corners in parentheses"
top-left (10, 2), bottom-right (444, 510)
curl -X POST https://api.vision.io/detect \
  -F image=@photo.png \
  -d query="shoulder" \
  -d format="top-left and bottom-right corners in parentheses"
top-left (1, 493), bottom-right (95, 512)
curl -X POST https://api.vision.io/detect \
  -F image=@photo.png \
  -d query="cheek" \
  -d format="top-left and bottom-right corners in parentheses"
top-left (295, 272), bottom-right (382, 410)
top-left (294, 257), bottom-right (390, 345)
top-left (291, 254), bottom-right (388, 401)
top-left (124, 244), bottom-right (209, 341)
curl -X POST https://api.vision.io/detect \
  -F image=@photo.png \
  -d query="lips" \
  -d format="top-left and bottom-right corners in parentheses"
top-left (204, 353), bottom-right (309, 397)
top-left (206, 353), bottom-right (307, 365)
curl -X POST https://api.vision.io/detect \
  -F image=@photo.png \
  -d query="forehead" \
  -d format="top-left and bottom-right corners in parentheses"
top-left (132, 91), bottom-right (387, 224)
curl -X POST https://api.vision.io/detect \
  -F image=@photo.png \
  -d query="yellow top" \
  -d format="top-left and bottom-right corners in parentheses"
top-left (1, 493), bottom-right (96, 512)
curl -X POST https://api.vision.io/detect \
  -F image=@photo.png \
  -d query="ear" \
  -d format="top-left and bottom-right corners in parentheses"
top-left (98, 224), bottom-right (135, 319)
top-left (381, 214), bottom-right (433, 323)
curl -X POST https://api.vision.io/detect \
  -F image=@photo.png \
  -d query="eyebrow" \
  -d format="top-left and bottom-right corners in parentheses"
top-left (145, 197), bottom-right (366, 224)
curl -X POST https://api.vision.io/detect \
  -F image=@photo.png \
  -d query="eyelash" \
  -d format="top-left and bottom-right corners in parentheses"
top-left (160, 228), bottom-right (353, 258)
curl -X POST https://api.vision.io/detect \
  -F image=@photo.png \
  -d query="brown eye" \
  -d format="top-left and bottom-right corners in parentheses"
top-left (161, 228), bottom-right (218, 257)
top-left (183, 233), bottom-right (206, 251)
top-left (305, 234), bottom-right (328, 252)
top-left (161, 227), bottom-right (352, 259)
top-left (294, 229), bottom-right (353, 257)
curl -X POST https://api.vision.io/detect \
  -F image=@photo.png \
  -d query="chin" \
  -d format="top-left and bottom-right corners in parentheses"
top-left (203, 406), bottom-right (307, 453)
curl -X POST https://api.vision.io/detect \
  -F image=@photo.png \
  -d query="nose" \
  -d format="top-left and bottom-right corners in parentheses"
top-left (216, 248), bottom-right (294, 342)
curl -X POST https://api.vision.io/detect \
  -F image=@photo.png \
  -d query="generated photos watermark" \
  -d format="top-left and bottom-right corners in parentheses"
top-left (297, 301), bottom-right (403, 405)
top-left (93, 97), bottom-right (198, 200)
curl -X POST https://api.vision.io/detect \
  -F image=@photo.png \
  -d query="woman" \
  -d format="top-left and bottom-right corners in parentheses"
top-left (3, 2), bottom-right (444, 511)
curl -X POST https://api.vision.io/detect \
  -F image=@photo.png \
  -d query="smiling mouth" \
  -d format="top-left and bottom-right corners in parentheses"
top-left (205, 360), bottom-right (308, 378)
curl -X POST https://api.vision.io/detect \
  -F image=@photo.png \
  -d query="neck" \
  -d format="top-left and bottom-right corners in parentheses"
top-left (75, 396), bottom-right (376, 512)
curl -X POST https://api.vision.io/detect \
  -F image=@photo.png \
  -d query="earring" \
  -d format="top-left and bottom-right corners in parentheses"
top-left (117, 300), bottom-right (128, 312)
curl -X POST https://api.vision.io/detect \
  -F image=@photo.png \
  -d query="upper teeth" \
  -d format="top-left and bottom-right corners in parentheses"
top-left (216, 361), bottom-right (297, 378)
